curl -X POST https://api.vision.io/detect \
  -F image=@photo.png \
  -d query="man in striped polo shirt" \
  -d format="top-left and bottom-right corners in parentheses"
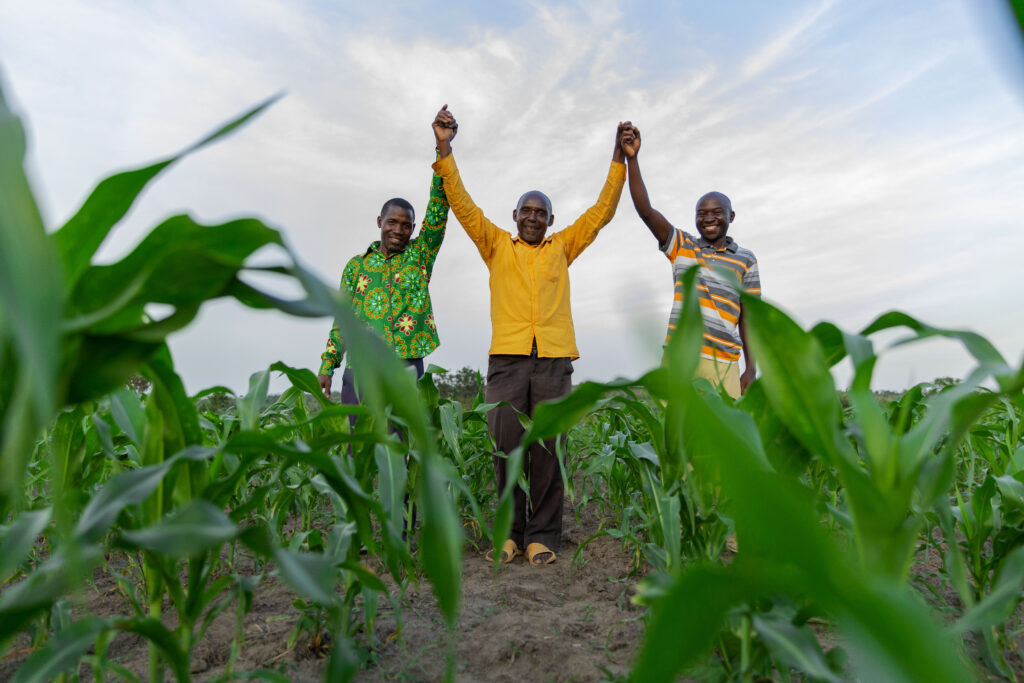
top-left (619, 125), bottom-right (760, 398)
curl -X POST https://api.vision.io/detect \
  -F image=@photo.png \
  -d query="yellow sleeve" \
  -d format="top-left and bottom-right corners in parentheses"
top-left (432, 154), bottom-right (503, 264)
top-left (556, 161), bottom-right (626, 265)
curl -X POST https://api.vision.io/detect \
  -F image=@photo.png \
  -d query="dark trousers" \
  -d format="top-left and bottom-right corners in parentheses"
top-left (340, 357), bottom-right (426, 431)
top-left (485, 354), bottom-right (573, 551)
top-left (340, 358), bottom-right (424, 535)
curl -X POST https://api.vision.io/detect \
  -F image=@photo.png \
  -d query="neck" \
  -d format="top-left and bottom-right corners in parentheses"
top-left (702, 233), bottom-right (728, 249)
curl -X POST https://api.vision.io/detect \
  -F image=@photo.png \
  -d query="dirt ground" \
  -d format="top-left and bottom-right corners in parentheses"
top-left (5, 504), bottom-right (1023, 681)
top-left (0, 496), bottom-right (648, 682)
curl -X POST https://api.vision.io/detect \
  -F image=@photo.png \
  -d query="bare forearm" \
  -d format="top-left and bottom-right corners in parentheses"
top-left (437, 137), bottom-right (451, 159)
top-left (626, 156), bottom-right (670, 244)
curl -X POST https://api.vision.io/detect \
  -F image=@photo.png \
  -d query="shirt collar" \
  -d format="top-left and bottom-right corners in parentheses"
top-left (696, 235), bottom-right (737, 253)
top-left (365, 240), bottom-right (405, 259)
top-left (511, 233), bottom-right (554, 246)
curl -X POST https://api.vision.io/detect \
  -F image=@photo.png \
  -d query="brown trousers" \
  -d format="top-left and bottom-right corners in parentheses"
top-left (485, 354), bottom-right (573, 551)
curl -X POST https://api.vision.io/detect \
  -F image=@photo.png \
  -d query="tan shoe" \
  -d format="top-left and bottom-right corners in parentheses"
top-left (485, 539), bottom-right (521, 564)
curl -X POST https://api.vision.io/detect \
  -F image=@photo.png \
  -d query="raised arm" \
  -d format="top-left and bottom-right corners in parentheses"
top-left (433, 104), bottom-right (457, 159)
top-left (621, 125), bottom-right (673, 246)
top-left (430, 105), bottom-right (502, 262)
top-left (417, 168), bottom-right (450, 277)
top-left (556, 123), bottom-right (628, 263)
top-left (415, 108), bottom-right (456, 270)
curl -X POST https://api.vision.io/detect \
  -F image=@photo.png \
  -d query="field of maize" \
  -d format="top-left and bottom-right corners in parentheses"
top-left (3, 80), bottom-right (1024, 682)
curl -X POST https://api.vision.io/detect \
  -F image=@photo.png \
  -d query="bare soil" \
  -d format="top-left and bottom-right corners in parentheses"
top-left (5, 507), bottom-right (1022, 681)
top-left (0, 496), bottom-right (647, 682)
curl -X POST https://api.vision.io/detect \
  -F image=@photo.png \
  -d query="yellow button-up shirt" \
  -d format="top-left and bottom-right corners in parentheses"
top-left (433, 154), bottom-right (626, 359)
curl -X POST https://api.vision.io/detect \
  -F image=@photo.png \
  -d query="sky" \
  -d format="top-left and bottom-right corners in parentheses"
top-left (1, 0), bottom-right (1023, 394)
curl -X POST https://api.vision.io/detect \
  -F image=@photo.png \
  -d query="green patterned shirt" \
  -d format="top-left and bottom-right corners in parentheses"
top-left (319, 170), bottom-right (449, 376)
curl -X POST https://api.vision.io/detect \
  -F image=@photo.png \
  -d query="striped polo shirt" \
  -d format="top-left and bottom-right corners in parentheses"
top-left (661, 229), bottom-right (760, 363)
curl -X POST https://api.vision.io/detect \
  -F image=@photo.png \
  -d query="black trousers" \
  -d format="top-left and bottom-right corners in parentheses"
top-left (340, 358), bottom-right (424, 536)
top-left (340, 357), bottom-right (425, 431)
top-left (485, 354), bottom-right (573, 551)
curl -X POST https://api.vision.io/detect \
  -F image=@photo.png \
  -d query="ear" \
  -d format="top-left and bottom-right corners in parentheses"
top-left (729, 210), bottom-right (736, 223)
top-left (512, 209), bottom-right (519, 223)
top-left (377, 215), bottom-right (383, 230)
top-left (547, 214), bottom-right (555, 227)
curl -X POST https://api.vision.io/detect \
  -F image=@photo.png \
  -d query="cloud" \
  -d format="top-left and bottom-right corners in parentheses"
top-left (1, 0), bottom-right (1021, 394)
top-left (734, 0), bottom-right (838, 84)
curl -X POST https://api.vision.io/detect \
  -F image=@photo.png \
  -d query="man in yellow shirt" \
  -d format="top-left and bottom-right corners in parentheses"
top-left (431, 106), bottom-right (627, 565)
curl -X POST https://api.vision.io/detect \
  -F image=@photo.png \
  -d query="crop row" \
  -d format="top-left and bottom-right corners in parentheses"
top-left (2, 89), bottom-right (1024, 682)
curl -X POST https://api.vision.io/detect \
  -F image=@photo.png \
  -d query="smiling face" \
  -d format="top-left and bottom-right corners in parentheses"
top-left (694, 192), bottom-right (734, 245)
top-left (513, 191), bottom-right (554, 245)
top-left (377, 204), bottom-right (415, 256)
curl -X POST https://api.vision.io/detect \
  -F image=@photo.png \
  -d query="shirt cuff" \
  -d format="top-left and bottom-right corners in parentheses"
top-left (432, 153), bottom-right (457, 176)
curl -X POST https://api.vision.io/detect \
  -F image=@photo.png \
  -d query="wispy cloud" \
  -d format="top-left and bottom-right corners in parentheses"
top-left (735, 0), bottom-right (838, 84)
top-left (1, 0), bottom-right (1021, 392)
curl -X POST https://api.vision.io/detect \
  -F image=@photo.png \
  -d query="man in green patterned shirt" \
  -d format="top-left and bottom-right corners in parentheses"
top-left (317, 110), bottom-right (455, 399)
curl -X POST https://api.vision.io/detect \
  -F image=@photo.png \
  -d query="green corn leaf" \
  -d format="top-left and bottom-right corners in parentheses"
top-left (835, 579), bottom-right (972, 683)
top-left (862, 311), bottom-right (1007, 369)
top-left (953, 546), bottom-right (1024, 633)
top-left (810, 321), bottom-right (848, 368)
top-left (0, 82), bottom-right (64, 507)
top-left (271, 549), bottom-right (337, 606)
top-left (119, 500), bottom-right (238, 558)
top-left (341, 561), bottom-right (387, 592)
top-left (326, 634), bottom-right (362, 683)
top-left (52, 93), bottom-right (281, 288)
top-left (238, 369), bottom-right (271, 432)
top-left (994, 474), bottom-right (1024, 511)
top-left (0, 546), bottom-right (104, 644)
top-left (270, 361), bottom-right (331, 408)
top-left (112, 617), bottom-right (190, 683)
top-left (417, 445), bottom-right (464, 627)
top-left (419, 369), bottom-right (440, 412)
top-left (738, 381), bottom-right (812, 476)
top-left (11, 617), bottom-right (108, 683)
top-left (109, 388), bottom-right (146, 445)
top-left (375, 445), bottom-right (408, 536)
top-left (75, 446), bottom-right (213, 542)
top-left (632, 566), bottom-right (758, 682)
top-left (524, 379), bottom-right (632, 445)
top-left (67, 215), bottom-right (283, 331)
top-left (841, 332), bottom-right (894, 481)
top-left (753, 611), bottom-right (842, 683)
top-left (64, 336), bottom-right (165, 404)
top-left (662, 266), bottom-right (702, 382)
top-left (638, 462), bottom-right (680, 570)
top-left (491, 447), bottom-right (524, 567)
top-left (282, 260), bottom-right (465, 627)
top-left (145, 345), bottom-right (202, 449)
top-left (640, 321), bottom-right (973, 683)
top-left (0, 508), bottom-right (51, 579)
top-left (439, 402), bottom-right (464, 465)
top-left (739, 294), bottom-right (852, 467)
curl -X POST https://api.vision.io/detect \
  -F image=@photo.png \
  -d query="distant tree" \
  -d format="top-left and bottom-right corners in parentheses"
top-left (195, 392), bottom-right (235, 415)
top-left (434, 366), bottom-right (483, 407)
top-left (127, 375), bottom-right (151, 395)
top-left (923, 376), bottom-right (961, 397)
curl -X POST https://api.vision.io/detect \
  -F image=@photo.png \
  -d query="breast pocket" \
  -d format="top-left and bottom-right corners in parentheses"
top-left (538, 247), bottom-right (567, 283)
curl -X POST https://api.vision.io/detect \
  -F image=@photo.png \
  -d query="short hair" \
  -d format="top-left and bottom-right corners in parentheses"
top-left (380, 197), bottom-right (415, 220)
